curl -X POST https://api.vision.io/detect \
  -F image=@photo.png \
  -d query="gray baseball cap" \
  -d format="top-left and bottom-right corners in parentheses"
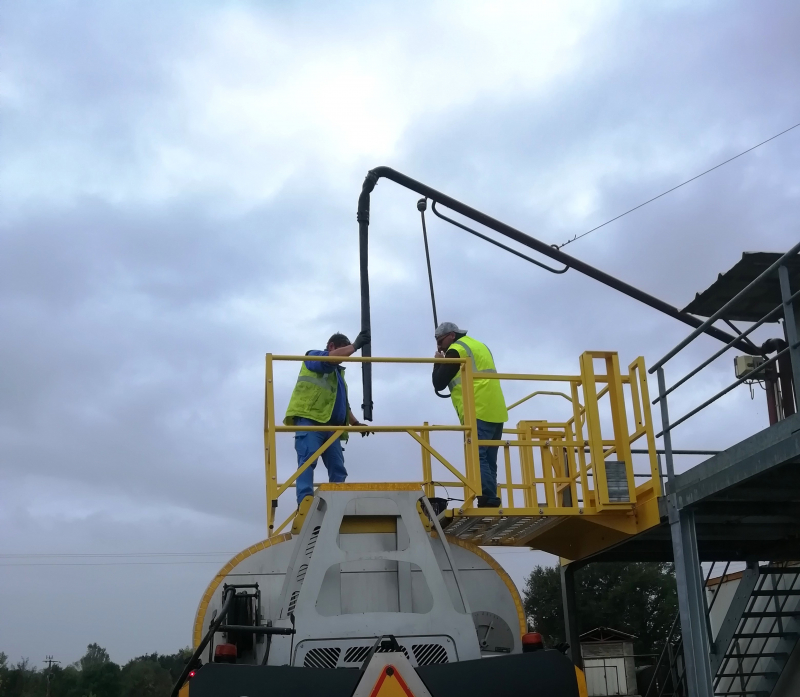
top-left (435, 321), bottom-right (467, 338)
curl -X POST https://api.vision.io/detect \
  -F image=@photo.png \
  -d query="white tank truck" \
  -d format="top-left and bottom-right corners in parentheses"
top-left (174, 485), bottom-right (586, 696)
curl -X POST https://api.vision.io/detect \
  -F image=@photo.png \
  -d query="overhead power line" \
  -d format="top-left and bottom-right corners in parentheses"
top-left (557, 120), bottom-right (800, 249)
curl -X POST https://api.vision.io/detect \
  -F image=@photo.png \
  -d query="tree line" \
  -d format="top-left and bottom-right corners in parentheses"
top-left (0, 643), bottom-right (191, 697)
top-left (1, 561), bottom-right (677, 695)
top-left (523, 561), bottom-right (678, 657)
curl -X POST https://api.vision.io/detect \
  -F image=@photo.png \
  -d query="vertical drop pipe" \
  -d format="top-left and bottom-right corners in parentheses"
top-left (358, 172), bottom-right (379, 421)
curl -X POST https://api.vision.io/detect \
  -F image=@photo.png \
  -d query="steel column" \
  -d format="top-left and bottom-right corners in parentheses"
top-left (560, 563), bottom-right (583, 670)
top-left (778, 264), bottom-right (800, 408)
top-left (669, 502), bottom-right (714, 697)
top-left (656, 367), bottom-right (676, 487)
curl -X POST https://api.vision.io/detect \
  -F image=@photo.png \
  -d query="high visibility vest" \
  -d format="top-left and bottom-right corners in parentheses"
top-left (448, 336), bottom-right (508, 424)
top-left (284, 360), bottom-right (349, 439)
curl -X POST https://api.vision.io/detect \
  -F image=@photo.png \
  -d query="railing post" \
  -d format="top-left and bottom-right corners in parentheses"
top-left (656, 367), bottom-right (676, 488)
top-left (669, 504), bottom-right (714, 697)
top-left (632, 357), bottom-right (662, 497)
top-left (541, 439), bottom-right (556, 508)
top-left (560, 562), bottom-right (583, 670)
top-left (778, 264), bottom-right (800, 407)
top-left (460, 357), bottom-right (481, 507)
top-left (265, 354), bottom-right (278, 536)
top-left (503, 443), bottom-right (514, 508)
top-left (421, 422), bottom-right (434, 499)
top-left (571, 382), bottom-right (591, 512)
top-left (518, 422), bottom-right (537, 508)
top-left (607, 353), bottom-right (636, 503)
top-left (580, 352), bottom-right (610, 508)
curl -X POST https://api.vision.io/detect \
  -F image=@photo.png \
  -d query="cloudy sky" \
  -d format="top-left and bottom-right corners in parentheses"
top-left (2, 0), bottom-right (799, 665)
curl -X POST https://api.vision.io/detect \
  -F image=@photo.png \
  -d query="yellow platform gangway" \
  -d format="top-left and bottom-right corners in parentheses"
top-left (263, 352), bottom-right (663, 562)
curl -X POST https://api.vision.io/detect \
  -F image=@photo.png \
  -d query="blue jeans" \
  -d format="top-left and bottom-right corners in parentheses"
top-left (477, 419), bottom-right (504, 500)
top-left (294, 418), bottom-right (348, 504)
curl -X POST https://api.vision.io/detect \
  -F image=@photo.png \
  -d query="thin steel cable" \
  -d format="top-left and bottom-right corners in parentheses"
top-left (557, 121), bottom-right (800, 249)
top-left (418, 199), bottom-right (439, 329)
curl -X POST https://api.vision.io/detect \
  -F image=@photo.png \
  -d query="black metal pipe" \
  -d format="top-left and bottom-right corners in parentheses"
top-left (357, 166), bottom-right (753, 417)
top-left (764, 372), bottom-right (779, 425)
top-left (778, 350), bottom-right (796, 417)
top-left (171, 587), bottom-right (236, 697)
top-left (217, 625), bottom-right (295, 635)
top-left (358, 172), bottom-right (379, 422)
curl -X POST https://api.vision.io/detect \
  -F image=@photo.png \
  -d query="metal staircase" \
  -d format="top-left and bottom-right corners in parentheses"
top-left (713, 565), bottom-right (800, 697)
top-left (645, 564), bottom-right (800, 697)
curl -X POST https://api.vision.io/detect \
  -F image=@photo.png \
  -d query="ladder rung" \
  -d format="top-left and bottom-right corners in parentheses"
top-left (714, 692), bottom-right (769, 697)
top-left (751, 589), bottom-right (800, 596)
top-left (717, 671), bottom-right (780, 679)
top-left (733, 632), bottom-right (798, 639)
top-left (741, 610), bottom-right (800, 617)
top-left (721, 652), bottom-right (789, 660)
top-left (759, 567), bottom-right (800, 574)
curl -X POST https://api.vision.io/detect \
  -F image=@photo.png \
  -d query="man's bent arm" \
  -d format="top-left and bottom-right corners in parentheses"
top-left (304, 349), bottom-right (338, 373)
top-left (432, 348), bottom-right (460, 391)
top-left (329, 344), bottom-right (356, 358)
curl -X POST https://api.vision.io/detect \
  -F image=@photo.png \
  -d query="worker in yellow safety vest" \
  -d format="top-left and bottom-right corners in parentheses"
top-left (285, 330), bottom-right (370, 505)
top-left (432, 322), bottom-right (507, 508)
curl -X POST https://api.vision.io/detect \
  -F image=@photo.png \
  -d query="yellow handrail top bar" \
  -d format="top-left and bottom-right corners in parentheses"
top-left (276, 425), bottom-right (468, 432)
top-left (268, 354), bottom-right (464, 364)
top-left (268, 353), bottom-right (588, 382)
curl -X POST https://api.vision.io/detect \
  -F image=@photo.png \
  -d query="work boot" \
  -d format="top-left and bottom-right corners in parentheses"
top-left (477, 496), bottom-right (501, 508)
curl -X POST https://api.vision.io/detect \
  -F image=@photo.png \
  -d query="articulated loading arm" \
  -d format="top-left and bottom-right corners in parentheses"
top-left (356, 166), bottom-right (754, 421)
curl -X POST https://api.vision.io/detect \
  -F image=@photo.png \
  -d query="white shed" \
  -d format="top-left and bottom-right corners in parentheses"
top-left (581, 627), bottom-right (639, 696)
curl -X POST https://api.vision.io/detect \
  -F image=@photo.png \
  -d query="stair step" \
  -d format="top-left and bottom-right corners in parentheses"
top-left (751, 589), bottom-right (800, 596)
top-left (733, 632), bottom-right (798, 639)
top-left (742, 610), bottom-right (800, 618)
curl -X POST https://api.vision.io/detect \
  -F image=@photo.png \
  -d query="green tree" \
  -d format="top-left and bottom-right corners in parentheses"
top-left (79, 645), bottom-right (110, 671)
top-left (523, 561), bottom-right (678, 656)
top-left (49, 665), bottom-right (81, 697)
top-left (0, 652), bottom-right (7, 694)
top-left (120, 660), bottom-right (171, 697)
top-left (124, 650), bottom-right (191, 684)
top-left (80, 662), bottom-right (120, 697)
top-left (73, 645), bottom-right (119, 697)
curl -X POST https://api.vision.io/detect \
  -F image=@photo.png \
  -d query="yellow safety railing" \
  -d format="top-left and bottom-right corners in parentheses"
top-left (263, 352), bottom-right (661, 537)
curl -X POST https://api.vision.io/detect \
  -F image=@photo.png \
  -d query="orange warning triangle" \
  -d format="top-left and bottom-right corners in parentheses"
top-left (368, 665), bottom-right (417, 697)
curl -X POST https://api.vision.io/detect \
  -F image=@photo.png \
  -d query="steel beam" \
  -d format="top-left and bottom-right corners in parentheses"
top-left (673, 415), bottom-right (800, 508)
top-left (778, 264), bottom-right (800, 408)
top-left (669, 501), bottom-right (714, 697)
top-left (560, 563), bottom-right (583, 670)
top-left (710, 562), bottom-right (759, 676)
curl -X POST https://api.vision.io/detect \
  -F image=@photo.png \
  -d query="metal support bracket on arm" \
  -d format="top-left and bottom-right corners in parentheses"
top-left (356, 167), bottom-right (754, 420)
